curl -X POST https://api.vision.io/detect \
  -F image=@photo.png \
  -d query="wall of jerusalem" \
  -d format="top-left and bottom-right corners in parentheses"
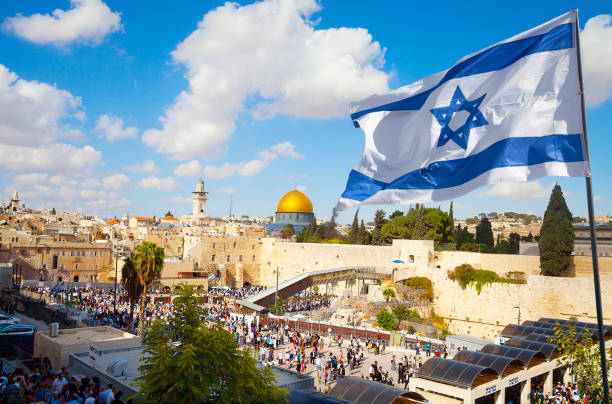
top-left (257, 238), bottom-right (612, 339)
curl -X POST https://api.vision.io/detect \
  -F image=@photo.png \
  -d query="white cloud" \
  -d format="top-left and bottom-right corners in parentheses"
top-left (137, 176), bottom-right (181, 191)
top-left (296, 185), bottom-right (307, 192)
top-left (202, 141), bottom-right (302, 179)
top-left (0, 143), bottom-right (102, 173)
top-left (3, 173), bottom-right (130, 215)
top-left (0, 64), bottom-right (84, 147)
top-left (102, 173), bottom-right (130, 190)
top-left (174, 160), bottom-right (203, 178)
top-left (237, 159), bottom-right (269, 177)
top-left (123, 159), bottom-right (159, 174)
top-left (270, 141), bottom-right (304, 159)
top-left (480, 181), bottom-right (553, 201)
top-left (95, 114), bottom-right (137, 142)
top-left (217, 186), bottom-right (236, 195)
top-left (142, 0), bottom-right (388, 160)
top-left (203, 163), bottom-right (238, 180)
top-left (2, 0), bottom-right (122, 46)
top-left (168, 196), bottom-right (192, 204)
top-left (582, 15), bottom-right (612, 107)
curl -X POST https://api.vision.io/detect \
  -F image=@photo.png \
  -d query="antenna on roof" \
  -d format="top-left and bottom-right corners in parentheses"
top-left (229, 195), bottom-right (233, 218)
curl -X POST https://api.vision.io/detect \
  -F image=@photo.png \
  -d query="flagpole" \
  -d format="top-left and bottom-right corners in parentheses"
top-left (574, 9), bottom-right (610, 403)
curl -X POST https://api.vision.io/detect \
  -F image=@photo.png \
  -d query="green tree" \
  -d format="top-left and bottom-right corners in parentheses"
top-left (348, 209), bottom-right (360, 244)
top-left (121, 256), bottom-right (143, 332)
top-left (389, 210), bottom-right (404, 220)
top-left (164, 211), bottom-right (173, 217)
top-left (455, 225), bottom-right (475, 250)
top-left (508, 232), bottom-right (520, 254)
top-left (296, 217), bottom-right (323, 243)
top-left (449, 202), bottom-right (454, 235)
top-left (382, 287), bottom-right (396, 302)
top-left (475, 217), bottom-right (494, 249)
top-left (539, 184), bottom-right (574, 276)
top-left (136, 285), bottom-right (288, 404)
top-left (371, 209), bottom-right (387, 245)
top-left (50, 207), bottom-right (56, 215)
top-left (381, 207), bottom-right (454, 244)
top-left (323, 209), bottom-right (337, 240)
top-left (359, 219), bottom-right (371, 244)
top-left (134, 242), bottom-right (164, 336)
top-left (548, 323), bottom-right (612, 403)
top-left (280, 224), bottom-right (295, 239)
top-left (376, 309), bottom-right (398, 331)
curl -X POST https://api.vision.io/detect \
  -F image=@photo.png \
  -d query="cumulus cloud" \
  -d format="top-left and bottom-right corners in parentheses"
top-left (174, 160), bottom-right (203, 178)
top-left (0, 144), bottom-right (102, 173)
top-left (203, 163), bottom-right (237, 180)
top-left (2, 0), bottom-right (122, 46)
top-left (102, 173), bottom-right (130, 190)
top-left (3, 172), bottom-right (130, 215)
top-left (142, 0), bottom-right (388, 160)
top-left (480, 181), bottom-right (553, 201)
top-left (168, 196), bottom-right (192, 204)
top-left (0, 64), bottom-right (102, 173)
top-left (137, 176), bottom-right (181, 191)
top-left (217, 186), bottom-right (236, 195)
top-left (96, 114), bottom-right (137, 141)
top-left (270, 141), bottom-right (304, 159)
top-left (123, 159), bottom-right (159, 174)
top-left (582, 15), bottom-right (612, 107)
top-left (203, 141), bottom-right (301, 179)
top-left (0, 64), bottom-right (85, 147)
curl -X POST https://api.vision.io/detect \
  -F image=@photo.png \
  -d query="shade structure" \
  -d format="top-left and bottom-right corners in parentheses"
top-left (504, 338), bottom-right (557, 360)
top-left (453, 350), bottom-right (523, 377)
top-left (329, 376), bottom-right (429, 404)
top-left (536, 318), bottom-right (612, 337)
top-left (481, 344), bottom-right (547, 368)
top-left (415, 357), bottom-right (499, 389)
top-left (289, 389), bottom-right (352, 404)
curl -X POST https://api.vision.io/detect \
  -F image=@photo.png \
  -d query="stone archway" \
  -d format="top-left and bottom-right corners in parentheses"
top-left (73, 275), bottom-right (79, 282)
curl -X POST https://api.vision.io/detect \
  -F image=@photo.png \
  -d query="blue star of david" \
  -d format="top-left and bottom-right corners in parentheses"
top-left (430, 86), bottom-right (488, 150)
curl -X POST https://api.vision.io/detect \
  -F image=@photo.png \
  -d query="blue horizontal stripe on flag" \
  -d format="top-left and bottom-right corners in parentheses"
top-left (341, 134), bottom-right (583, 201)
top-left (350, 23), bottom-right (573, 121)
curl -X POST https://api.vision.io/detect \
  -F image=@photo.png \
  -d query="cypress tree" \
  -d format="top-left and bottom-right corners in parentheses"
top-left (372, 209), bottom-right (387, 245)
top-left (359, 220), bottom-right (369, 244)
top-left (348, 209), bottom-right (360, 244)
top-left (475, 217), bottom-right (494, 249)
top-left (539, 184), bottom-right (574, 276)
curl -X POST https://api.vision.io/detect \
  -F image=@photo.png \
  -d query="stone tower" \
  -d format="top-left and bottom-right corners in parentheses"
top-left (9, 191), bottom-right (19, 213)
top-left (192, 179), bottom-right (208, 223)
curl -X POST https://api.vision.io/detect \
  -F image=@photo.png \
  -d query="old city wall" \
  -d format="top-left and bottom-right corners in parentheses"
top-left (257, 239), bottom-right (434, 287)
top-left (396, 250), bottom-right (612, 339)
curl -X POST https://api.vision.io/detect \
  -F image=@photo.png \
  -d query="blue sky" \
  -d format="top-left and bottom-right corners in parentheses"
top-left (0, 0), bottom-right (611, 224)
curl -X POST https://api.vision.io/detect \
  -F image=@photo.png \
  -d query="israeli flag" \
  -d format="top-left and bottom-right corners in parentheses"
top-left (337, 11), bottom-right (587, 211)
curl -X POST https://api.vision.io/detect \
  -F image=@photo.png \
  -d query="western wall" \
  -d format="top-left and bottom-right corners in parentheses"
top-left (258, 238), bottom-right (612, 339)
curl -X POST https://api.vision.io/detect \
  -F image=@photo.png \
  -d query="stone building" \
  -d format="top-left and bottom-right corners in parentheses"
top-left (0, 229), bottom-right (112, 282)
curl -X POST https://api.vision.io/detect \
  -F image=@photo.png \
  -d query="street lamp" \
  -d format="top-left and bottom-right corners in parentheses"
top-left (113, 245), bottom-right (118, 315)
top-left (513, 306), bottom-right (521, 324)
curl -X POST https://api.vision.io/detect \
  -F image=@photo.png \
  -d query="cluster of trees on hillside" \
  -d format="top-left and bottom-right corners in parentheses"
top-left (454, 219), bottom-right (522, 254)
top-left (293, 204), bottom-right (455, 246)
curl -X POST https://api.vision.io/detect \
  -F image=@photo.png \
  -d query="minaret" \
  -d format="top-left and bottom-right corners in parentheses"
top-left (9, 191), bottom-right (19, 213)
top-left (192, 179), bottom-right (208, 223)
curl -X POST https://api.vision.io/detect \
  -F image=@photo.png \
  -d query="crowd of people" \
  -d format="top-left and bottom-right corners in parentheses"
top-left (530, 381), bottom-right (591, 403)
top-left (0, 367), bottom-right (126, 404)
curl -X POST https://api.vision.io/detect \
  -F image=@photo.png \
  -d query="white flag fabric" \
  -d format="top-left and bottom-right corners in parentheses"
top-left (337, 11), bottom-right (587, 211)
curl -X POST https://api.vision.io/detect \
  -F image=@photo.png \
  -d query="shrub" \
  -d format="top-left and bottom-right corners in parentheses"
top-left (376, 309), bottom-right (398, 331)
top-left (448, 264), bottom-right (520, 294)
top-left (407, 325), bottom-right (416, 334)
top-left (392, 306), bottom-right (422, 323)
top-left (402, 277), bottom-right (434, 301)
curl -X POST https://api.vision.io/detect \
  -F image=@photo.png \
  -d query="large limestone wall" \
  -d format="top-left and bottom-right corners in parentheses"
top-left (398, 264), bottom-right (612, 340)
top-left (439, 251), bottom-right (541, 275)
top-left (258, 239), bottom-right (434, 287)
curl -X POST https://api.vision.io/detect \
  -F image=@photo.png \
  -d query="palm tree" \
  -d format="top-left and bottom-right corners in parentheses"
top-left (121, 256), bottom-right (142, 332)
top-left (383, 287), bottom-right (396, 302)
top-left (133, 242), bottom-right (164, 336)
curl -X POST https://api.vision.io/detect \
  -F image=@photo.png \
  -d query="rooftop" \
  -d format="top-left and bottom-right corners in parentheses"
top-left (39, 326), bottom-right (140, 347)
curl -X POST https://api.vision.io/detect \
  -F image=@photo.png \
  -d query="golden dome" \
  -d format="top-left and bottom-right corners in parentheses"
top-left (276, 189), bottom-right (313, 213)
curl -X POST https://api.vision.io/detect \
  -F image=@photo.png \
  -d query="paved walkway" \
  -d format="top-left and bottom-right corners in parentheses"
top-left (269, 336), bottom-right (432, 393)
